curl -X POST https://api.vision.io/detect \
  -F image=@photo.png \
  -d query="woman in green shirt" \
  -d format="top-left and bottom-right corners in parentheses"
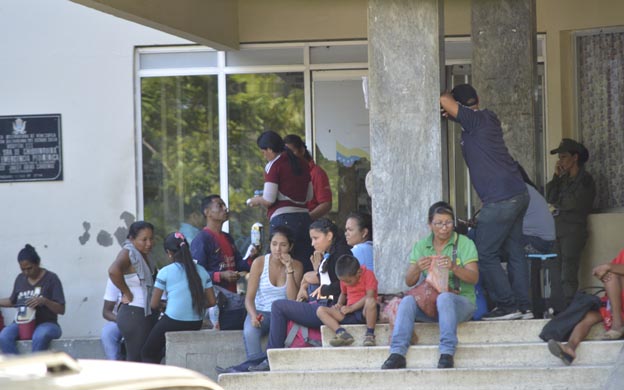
top-left (382, 201), bottom-right (479, 370)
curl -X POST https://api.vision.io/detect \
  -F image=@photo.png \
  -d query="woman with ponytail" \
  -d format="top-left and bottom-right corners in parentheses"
top-left (141, 232), bottom-right (216, 364)
top-left (248, 130), bottom-right (315, 273)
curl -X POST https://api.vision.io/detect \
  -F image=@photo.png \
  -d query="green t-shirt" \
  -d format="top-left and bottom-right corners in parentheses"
top-left (409, 232), bottom-right (478, 304)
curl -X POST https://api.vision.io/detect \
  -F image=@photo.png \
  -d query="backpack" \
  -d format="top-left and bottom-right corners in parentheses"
top-left (284, 321), bottom-right (321, 348)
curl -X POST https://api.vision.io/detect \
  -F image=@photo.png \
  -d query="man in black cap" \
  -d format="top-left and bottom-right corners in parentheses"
top-left (546, 138), bottom-right (595, 305)
top-left (440, 84), bottom-right (530, 320)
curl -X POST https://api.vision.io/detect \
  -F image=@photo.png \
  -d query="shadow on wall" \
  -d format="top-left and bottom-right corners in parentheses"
top-left (78, 211), bottom-right (136, 247)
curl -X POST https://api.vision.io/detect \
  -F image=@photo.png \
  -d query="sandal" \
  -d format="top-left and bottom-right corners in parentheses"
top-left (547, 339), bottom-right (574, 366)
top-left (603, 328), bottom-right (624, 340)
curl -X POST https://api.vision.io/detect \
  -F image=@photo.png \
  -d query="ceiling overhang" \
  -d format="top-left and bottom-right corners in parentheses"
top-left (71, 0), bottom-right (239, 51)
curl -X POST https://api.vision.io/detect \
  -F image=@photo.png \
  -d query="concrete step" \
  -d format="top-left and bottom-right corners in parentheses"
top-left (266, 340), bottom-right (624, 371)
top-left (17, 338), bottom-right (105, 360)
top-left (218, 365), bottom-right (612, 390)
top-left (320, 320), bottom-right (607, 346)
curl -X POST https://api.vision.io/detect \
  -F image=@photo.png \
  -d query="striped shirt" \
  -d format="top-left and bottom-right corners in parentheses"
top-left (254, 254), bottom-right (289, 312)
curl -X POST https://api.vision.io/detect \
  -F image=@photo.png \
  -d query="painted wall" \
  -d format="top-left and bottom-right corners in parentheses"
top-left (0, 0), bottom-right (186, 338)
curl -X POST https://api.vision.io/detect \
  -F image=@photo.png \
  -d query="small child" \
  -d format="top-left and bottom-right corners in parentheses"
top-left (316, 254), bottom-right (378, 347)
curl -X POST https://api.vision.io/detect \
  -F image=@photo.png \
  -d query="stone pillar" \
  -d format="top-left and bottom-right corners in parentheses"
top-left (368, 0), bottom-right (445, 293)
top-left (472, 0), bottom-right (538, 178)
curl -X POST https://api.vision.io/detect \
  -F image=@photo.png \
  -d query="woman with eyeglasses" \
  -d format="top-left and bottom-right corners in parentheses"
top-left (248, 218), bottom-right (351, 371)
top-left (141, 232), bottom-right (216, 364)
top-left (381, 201), bottom-right (479, 370)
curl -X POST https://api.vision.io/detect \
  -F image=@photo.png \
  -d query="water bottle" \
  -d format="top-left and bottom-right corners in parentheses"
top-left (207, 305), bottom-right (220, 330)
top-left (251, 222), bottom-right (264, 250)
top-left (246, 190), bottom-right (263, 206)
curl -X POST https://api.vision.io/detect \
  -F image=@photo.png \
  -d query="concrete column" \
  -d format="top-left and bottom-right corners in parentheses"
top-left (368, 0), bottom-right (445, 293)
top-left (471, 0), bottom-right (538, 178)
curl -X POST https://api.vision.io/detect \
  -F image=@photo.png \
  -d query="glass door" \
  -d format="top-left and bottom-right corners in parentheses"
top-left (311, 69), bottom-right (370, 227)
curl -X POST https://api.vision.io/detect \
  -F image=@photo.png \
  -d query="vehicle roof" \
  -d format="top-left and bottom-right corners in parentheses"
top-left (0, 352), bottom-right (223, 390)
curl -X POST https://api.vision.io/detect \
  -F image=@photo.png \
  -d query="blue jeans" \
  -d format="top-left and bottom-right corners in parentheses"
top-left (390, 293), bottom-right (475, 356)
top-left (266, 299), bottom-right (322, 351)
top-left (101, 321), bottom-right (123, 360)
top-left (475, 191), bottom-right (530, 312)
top-left (243, 310), bottom-right (271, 360)
top-left (0, 321), bottom-right (62, 354)
top-left (270, 212), bottom-right (313, 273)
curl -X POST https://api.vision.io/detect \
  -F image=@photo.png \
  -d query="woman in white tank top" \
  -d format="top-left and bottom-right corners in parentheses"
top-left (217, 225), bottom-right (303, 373)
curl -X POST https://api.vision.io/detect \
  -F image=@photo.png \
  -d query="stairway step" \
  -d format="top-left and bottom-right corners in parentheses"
top-left (267, 340), bottom-right (623, 370)
top-left (219, 365), bottom-right (611, 390)
top-left (321, 320), bottom-right (606, 346)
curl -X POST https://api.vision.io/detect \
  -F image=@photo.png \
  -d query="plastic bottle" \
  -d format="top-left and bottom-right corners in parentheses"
top-left (246, 190), bottom-right (263, 206)
top-left (207, 305), bottom-right (220, 330)
top-left (251, 222), bottom-right (264, 250)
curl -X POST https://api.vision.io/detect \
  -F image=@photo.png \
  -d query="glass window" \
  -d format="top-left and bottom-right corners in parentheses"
top-left (312, 71), bottom-right (371, 226)
top-left (140, 51), bottom-right (218, 70)
top-left (310, 44), bottom-right (368, 64)
top-left (226, 72), bottom-right (305, 248)
top-left (141, 75), bottom-right (219, 265)
top-left (226, 47), bottom-right (303, 67)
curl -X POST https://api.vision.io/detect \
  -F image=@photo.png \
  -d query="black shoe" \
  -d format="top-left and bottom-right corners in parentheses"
top-left (437, 354), bottom-right (454, 369)
top-left (481, 307), bottom-right (522, 321)
top-left (381, 353), bottom-right (406, 369)
top-left (216, 365), bottom-right (241, 374)
top-left (248, 359), bottom-right (270, 372)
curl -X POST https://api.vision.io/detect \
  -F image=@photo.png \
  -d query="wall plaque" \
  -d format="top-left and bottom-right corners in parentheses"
top-left (0, 114), bottom-right (63, 182)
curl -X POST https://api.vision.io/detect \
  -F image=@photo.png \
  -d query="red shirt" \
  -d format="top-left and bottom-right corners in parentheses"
top-left (264, 152), bottom-right (311, 219)
top-left (209, 229), bottom-right (236, 292)
top-left (307, 160), bottom-right (332, 212)
top-left (340, 266), bottom-right (378, 306)
top-left (611, 249), bottom-right (624, 314)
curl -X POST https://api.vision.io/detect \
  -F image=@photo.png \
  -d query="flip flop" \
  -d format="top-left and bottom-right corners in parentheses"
top-left (547, 339), bottom-right (574, 366)
top-left (603, 328), bottom-right (624, 340)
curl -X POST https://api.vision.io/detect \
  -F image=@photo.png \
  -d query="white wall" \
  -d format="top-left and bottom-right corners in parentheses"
top-left (0, 0), bottom-right (187, 338)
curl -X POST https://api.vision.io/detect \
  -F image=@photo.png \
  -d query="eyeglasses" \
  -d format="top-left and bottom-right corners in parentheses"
top-left (432, 221), bottom-right (454, 228)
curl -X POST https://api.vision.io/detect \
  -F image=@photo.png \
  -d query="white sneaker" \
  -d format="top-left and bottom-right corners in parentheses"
top-left (520, 310), bottom-right (534, 320)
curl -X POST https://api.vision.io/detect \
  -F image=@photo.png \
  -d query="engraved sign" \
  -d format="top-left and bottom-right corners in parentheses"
top-left (0, 114), bottom-right (63, 182)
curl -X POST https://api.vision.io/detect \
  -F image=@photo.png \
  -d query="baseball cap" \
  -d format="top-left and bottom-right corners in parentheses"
top-left (451, 84), bottom-right (479, 106)
top-left (550, 138), bottom-right (589, 163)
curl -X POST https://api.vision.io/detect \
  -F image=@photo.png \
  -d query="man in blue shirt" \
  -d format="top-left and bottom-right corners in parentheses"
top-left (440, 84), bottom-right (530, 320)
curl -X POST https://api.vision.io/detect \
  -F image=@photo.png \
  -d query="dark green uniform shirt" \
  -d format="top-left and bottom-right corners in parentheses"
top-left (545, 167), bottom-right (595, 235)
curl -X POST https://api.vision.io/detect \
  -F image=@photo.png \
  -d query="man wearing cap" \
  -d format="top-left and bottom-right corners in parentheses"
top-left (546, 138), bottom-right (595, 305)
top-left (440, 84), bottom-right (530, 321)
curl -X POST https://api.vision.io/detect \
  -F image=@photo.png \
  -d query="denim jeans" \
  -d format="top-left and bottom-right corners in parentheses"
top-left (266, 299), bottom-right (322, 351)
top-left (270, 212), bottom-right (313, 273)
top-left (0, 321), bottom-right (62, 354)
top-left (101, 321), bottom-right (123, 360)
top-left (243, 310), bottom-right (271, 360)
top-left (475, 191), bottom-right (530, 312)
top-left (389, 293), bottom-right (475, 356)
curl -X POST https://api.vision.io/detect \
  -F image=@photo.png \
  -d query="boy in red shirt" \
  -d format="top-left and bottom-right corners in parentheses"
top-left (316, 254), bottom-right (378, 347)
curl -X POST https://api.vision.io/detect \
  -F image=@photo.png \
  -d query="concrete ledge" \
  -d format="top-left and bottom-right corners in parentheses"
top-left (16, 338), bottom-right (105, 359)
top-left (166, 329), bottom-right (267, 381)
top-left (320, 320), bottom-right (607, 346)
top-left (218, 365), bottom-right (612, 390)
top-left (267, 340), bottom-right (624, 371)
